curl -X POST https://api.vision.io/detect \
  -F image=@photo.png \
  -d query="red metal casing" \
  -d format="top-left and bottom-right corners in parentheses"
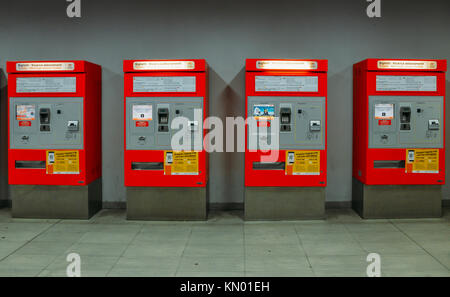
top-left (353, 58), bottom-right (447, 185)
top-left (123, 59), bottom-right (209, 187)
top-left (245, 59), bottom-right (328, 187)
top-left (7, 60), bottom-right (102, 186)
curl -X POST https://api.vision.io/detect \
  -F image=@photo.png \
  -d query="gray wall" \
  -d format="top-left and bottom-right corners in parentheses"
top-left (0, 0), bottom-right (449, 206)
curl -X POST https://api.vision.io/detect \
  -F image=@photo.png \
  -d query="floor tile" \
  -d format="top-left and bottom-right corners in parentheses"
top-left (302, 238), bottom-right (366, 256)
top-left (108, 268), bottom-right (175, 277)
top-left (45, 255), bottom-right (119, 277)
top-left (183, 243), bottom-right (244, 257)
top-left (344, 222), bottom-right (398, 234)
top-left (245, 269), bottom-right (314, 277)
top-left (0, 254), bottom-right (57, 270)
top-left (78, 231), bottom-right (138, 244)
top-left (66, 242), bottom-right (129, 257)
top-left (33, 231), bottom-right (85, 243)
top-left (380, 254), bottom-right (450, 277)
top-left (308, 255), bottom-right (368, 277)
top-left (176, 271), bottom-right (244, 277)
top-left (123, 243), bottom-right (186, 258)
top-left (0, 241), bottom-right (27, 259)
top-left (245, 255), bottom-right (311, 272)
top-left (112, 256), bottom-right (179, 272)
top-left (14, 241), bottom-right (74, 256)
top-left (178, 256), bottom-right (244, 273)
top-left (245, 244), bottom-right (305, 257)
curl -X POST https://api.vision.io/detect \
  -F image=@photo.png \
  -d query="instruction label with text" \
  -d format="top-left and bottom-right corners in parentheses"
top-left (17, 77), bottom-right (77, 93)
top-left (133, 76), bottom-right (196, 93)
top-left (46, 150), bottom-right (80, 174)
top-left (405, 149), bottom-right (439, 174)
top-left (376, 76), bottom-right (437, 92)
top-left (255, 76), bottom-right (318, 92)
top-left (164, 151), bottom-right (199, 175)
top-left (285, 150), bottom-right (320, 175)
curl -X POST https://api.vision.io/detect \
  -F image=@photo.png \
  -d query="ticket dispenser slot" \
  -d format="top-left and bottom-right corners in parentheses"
top-left (280, 107), bottom-right (291, 132)
top-left (399, 106), bottom-right (411, 131)
top-left (39, 108), bottom-right (51, 132)
top-left (158, 108), bottom-right (169, 132)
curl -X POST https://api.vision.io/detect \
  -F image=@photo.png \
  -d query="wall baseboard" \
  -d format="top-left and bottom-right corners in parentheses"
top-left (2, 199), bottom-right (449, 210)
top-left (102, 201), bottom-right (126, 209)
top-left (325, 201), bottom-right (352, 209)
top-left (210, 203), bottom-right (244, 211)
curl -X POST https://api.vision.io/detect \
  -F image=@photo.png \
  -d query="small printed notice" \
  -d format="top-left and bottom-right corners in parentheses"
top-left (16, 62), bottom-right (75, 71)
top-left (133, 61), bottom-right (195, 70)
top-left (405, 149), bottom-right (439, 174)
top-left (253, 104), bottom-right (275, 120)
top-left (46, 150), bottom-right (80, 174)
top-left (377, 60), bottom-right (437, 70)
top-left (164, 151), bottom-right (199, 175)
top-left (255, 76), bottom-right (318, 92)
top-left (133, 76), bottom-right (196, 93)
top-left (376, 76), bottom-right (437, 92)
top-left (16, 105), bottom-right (36, 120)
top-left (132, 105), bottom-right (153, 121)
top-left (16, 77), bottom-right (76, 93)
top-left (374, 104), bottom-right (394, 119)
top-left (285, 150), bottom-right (320, 175)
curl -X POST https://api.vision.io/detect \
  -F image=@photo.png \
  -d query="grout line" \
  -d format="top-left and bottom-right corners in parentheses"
top-left (0, 219), bottom-right (62, 264)
top-left (173, 225), bottom-right (193, 277)
top-left (341, 223), bottom-right (369, 254)
top-left (105, 222), bottom-right (146, 277)
top-left (389, 220), bottom-right (450, 271)
top-left (294, 226), bottom-right (315, 277)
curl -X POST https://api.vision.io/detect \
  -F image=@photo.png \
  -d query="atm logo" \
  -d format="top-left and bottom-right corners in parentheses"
top-left (19, 121), bottom-right (32, 127)
top-left (135, 121), bottom-right (149, 127)
top-left (378, 119), bottom-right (391, 126)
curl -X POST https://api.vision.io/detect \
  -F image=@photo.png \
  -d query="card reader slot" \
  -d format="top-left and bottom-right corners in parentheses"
top-left (15, 161), bottom-right (46, 169)
top-left (373, 160), bottom-right (405, 169)
top-left (131, 162), bottom-right (164, 170)
top-left (253, 162), bottom-right (285, 170)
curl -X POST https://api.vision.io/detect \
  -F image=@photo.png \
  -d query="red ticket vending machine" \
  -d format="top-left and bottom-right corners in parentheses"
top-left (7, 61), bottom-right (102, 219)
top-left (353, 59), bottom-right (446, 218)
top-left (123, 59), bottom-right (209, 220)
top-left (245, 59), bottom-right (328, 220)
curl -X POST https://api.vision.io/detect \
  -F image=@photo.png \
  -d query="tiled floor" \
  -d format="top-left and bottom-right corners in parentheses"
top-left (0, 208), bottom-right (448, 277)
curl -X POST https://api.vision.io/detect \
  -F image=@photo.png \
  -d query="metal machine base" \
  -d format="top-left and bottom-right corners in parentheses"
top-left (352, 178), bottom-right (442, 219)
top-left (244, 187), bottom-right (325, 220)
top-left (11, 178), bottom-right (102, 219)
top-left (126, 186), bottom-right (208, 221)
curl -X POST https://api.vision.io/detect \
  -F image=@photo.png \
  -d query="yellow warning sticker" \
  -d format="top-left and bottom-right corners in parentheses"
top-left (405, 149), bottom-right (439, 174)
top-left (46, 150), bottom-right (80, 174)
top-left (164, 151), bottom-right (199, 175)
top-left (285, 150), bottom-right (320, 175)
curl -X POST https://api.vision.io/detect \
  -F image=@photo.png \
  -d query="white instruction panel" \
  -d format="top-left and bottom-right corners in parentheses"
top-left (255, 76), bottom-right (318, 92)
top-left (376, 76), bottom-right (437, 92)
top-left (133, 76), bottom-right (196, 93)
top-left (374, 104), bottom-right (394, 119)
top-left (16, 77), bottom-right (77, 93)
top-left (132, 105), bottom-right (153, 121)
